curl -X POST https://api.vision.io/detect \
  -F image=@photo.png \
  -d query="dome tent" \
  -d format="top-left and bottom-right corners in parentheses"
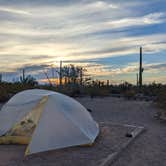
top-left (0, 89), bottom-right (99, 155)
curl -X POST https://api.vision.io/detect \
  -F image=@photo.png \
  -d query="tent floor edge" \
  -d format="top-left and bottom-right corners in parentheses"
top-left (0, 136), bottom-right (30, 145)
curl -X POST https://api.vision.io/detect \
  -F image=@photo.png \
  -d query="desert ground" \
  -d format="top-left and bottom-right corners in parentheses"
top-left (77, 97), bottom-right (166, 166)
top-left (0, 97), bottom-right (166, 166)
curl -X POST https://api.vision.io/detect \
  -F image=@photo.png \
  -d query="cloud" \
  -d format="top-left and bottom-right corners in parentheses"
top-left (1, 60), bottom-right (166, 84)
top-left (107, 12), bottom-right (165, 29)
top-left (85, 1), bottom-right (118, 10)
top-left (85, 62), bottom-right (166, 82)
top-left (0, 0), bottom-right (166, 83)
top-left (0, 6), bottom-right (31, 15)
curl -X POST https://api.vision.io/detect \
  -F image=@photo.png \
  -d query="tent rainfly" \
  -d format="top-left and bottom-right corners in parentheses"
top-left (0, 89), bottom-right (99, 155)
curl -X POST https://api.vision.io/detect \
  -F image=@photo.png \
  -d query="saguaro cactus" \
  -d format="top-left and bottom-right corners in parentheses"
top-left (139, 47), bottom-right (144, 89)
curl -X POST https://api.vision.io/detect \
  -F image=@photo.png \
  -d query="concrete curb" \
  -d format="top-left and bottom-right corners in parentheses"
top-left (99, 123), bottom-right (145, 166)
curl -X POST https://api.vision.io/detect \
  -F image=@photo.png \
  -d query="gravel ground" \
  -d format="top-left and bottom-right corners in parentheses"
top-left (0, 123), bottom-right (136, 166)
top-left (76, 97), bottom-right (166, 166)
top-left (0, 97), bottom-right (166, 166)
top-left (0, 103), bottom-right (4, 109)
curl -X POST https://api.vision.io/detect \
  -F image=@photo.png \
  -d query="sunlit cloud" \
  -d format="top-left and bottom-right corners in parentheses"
top-left (0, 6), bottom-right (31, 15)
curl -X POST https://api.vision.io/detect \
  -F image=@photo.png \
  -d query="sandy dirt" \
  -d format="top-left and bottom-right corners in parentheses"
top-left (0, 97), bottom-right (166, 166)
top-left (0, 124), bottom-right (137, 166)
top-left (76, 97), bottom-right (166, 166)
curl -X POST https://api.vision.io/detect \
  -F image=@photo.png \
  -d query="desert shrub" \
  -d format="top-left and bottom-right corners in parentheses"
top-left (156, 87), bottom-right (166, 120)
top-left (0, 82), bottom-right (37, 102)
top-left (86, 87), bottom-right (110, 97)
top-left (124, 90), bottom-right (136, 99)
top-left (157, 88), bottom-right (166, 110)
top-left (0, 87), bottom-right (9, 102)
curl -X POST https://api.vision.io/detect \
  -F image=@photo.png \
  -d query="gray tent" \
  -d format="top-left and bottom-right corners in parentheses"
top-left (0, 89), bottom-right (99, 155)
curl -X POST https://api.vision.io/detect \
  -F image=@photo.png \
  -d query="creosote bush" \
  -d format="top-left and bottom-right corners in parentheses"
top-left (156, 87), bottom-right (166, 120)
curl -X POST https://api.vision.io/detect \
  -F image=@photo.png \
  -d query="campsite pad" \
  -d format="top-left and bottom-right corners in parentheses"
top-left (0, 122), bottom-right (144, 166)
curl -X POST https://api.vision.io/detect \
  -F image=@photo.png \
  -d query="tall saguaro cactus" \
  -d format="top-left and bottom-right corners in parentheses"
top-left (0, 73), bottom-right (2, 82)
top-left (139, 47), bottom-right (144, 90)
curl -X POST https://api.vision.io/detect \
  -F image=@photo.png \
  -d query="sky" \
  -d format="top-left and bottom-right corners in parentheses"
top-left (0, 0), bottom-right (166, 84)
